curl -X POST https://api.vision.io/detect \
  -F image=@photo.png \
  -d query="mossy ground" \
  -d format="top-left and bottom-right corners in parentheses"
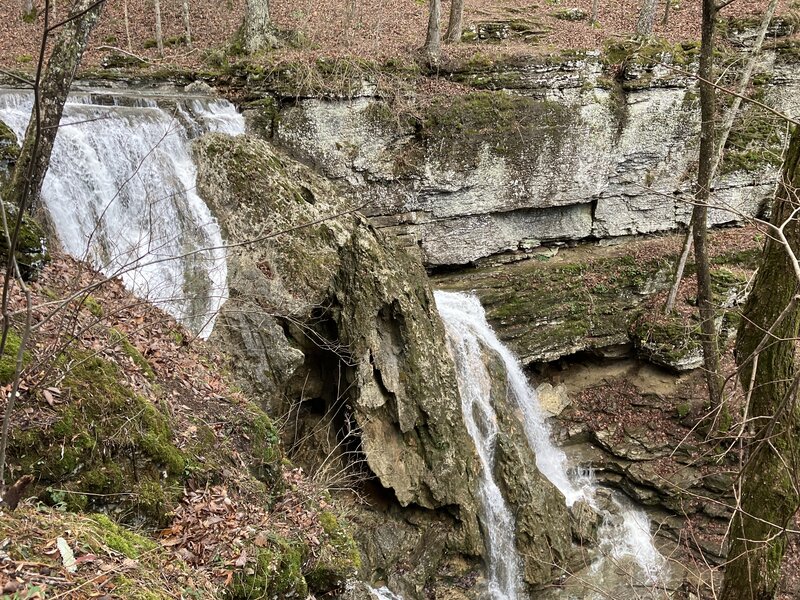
top-left (0, 504), bottom-right (217, 598)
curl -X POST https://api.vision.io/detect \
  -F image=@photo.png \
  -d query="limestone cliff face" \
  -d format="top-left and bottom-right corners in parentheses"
top-left (253, 42), bottom-right (798, 267)
top-left (193, 133), bottom-right (482, 552)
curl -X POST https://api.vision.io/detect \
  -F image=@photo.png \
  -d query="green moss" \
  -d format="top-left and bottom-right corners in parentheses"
top-left (418, 91), bottom-right (574, 169)
top-left (0, 202), bottom-right (49, 280)
top-left (244, 412), bottom-right (282, 485)
top-left (604, 38), bottom-right (700, 70)
top-left (82, 295), bottom-right (104, 318)
top-left (0, 121), bottom-right (19, 166)
top-left (89, 514), bottom-right (157, 559)
top-left (8, 350), bottom-right (186, 523)
top-left (0, 330), bottom-right (28, 384)
top-left (305, 511), bottom-right (361, 593)
top-left (109, 328), bottom-right (155, 379)
top-left (228, 537), bottom-right (309, 599)
top-left (676, 402), bottom-right (692, 418)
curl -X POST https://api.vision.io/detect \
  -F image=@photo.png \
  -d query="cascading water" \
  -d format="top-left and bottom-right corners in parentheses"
top-left (438, 293), bottom-right (525, 600)
top-left (435, 291), bottom-right (666, 598)
top-left (0, 89), bottom-right (244, 338)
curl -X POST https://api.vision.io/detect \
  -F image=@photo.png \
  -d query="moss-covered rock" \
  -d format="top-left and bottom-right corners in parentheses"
top-left (0, 202), bottom-right (49, 280)
top-left (228, 536), bottom-right (309, 599)
top-left (305, 511), bottom-right (361, 593)
top-left (417, 91), bottom-right (574, 170)
top-left (435, 253), bottom-right (669, 364)
top-left (0, 121), bottom-right (19, 170)
top-left (9, 349), bottom-right (186, 524)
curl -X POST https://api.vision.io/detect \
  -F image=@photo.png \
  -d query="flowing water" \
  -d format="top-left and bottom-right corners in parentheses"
top-left (0, 89), bottom-right (244, 338)
top-left (435, 291), bottom-right (666, 599)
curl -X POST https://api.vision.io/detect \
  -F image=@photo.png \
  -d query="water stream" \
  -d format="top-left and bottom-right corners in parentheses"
top-left (435, 290), bottom-right (666, 599)
top-left (0, 89), bottom-right (244, 337)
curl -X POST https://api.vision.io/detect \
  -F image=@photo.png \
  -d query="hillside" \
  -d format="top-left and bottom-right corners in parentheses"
top-left (0, 0), bottom-right (790, 73)
top-left (0, 253), bottom-right (360, 598)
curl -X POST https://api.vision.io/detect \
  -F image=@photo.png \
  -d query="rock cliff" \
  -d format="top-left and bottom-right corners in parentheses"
top-left (246, 34), bottom-right (798, 267)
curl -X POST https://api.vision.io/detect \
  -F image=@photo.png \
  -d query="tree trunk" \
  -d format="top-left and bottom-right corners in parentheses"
top-left (182, 0), bottom-right (192, 48)
top-left (636, 0), bottom-right (659, 36)
top-left (591, 0), bottom-right (600, 24)
top-left (243, 0), bottom-right (276, 54)
top-left (662, 0), bottom-right (670, 26)
top-left (153, 0), bottom-right (163, 56)
top-left (423, 0), bottom-right (441, 58)
top-left (123, 0), bottom-right (132, 51)
top-left (664, 0), bottom-right (778, 314)
top-left (0, 0), bottom-right (104, 486)
top-left (22, 0), bottom-right (34, 19)
top-left (720, 125), bottom-right (800, 600)
top-left (692, 0), bottom-right (724, 414)
top-left (4, 0), bottom-right (104, 215)
top-left (444, 0), bottom-right (464, 43)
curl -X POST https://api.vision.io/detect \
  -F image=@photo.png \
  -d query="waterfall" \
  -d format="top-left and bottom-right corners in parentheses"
top-left (434, 291), bottom-right (666, 598)
top-left (0, 89), bottom-right (244, 338)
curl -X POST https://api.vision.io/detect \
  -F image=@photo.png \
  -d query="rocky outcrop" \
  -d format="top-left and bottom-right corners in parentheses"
top-left (250, 38), bottom-right (798, 267)
top-left (434, 232), bottom-right (753, 367)
top-left (484, 348), bottom-right (573, 587)
top-left (194, 133), bottom-right (483, 557)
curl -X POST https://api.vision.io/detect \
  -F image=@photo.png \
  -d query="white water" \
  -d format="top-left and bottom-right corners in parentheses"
top-left (369, 586), bottom-right (404, 600)
top-left (0, 89), bottom-right (244, 338)
top-left (434, 291), bottom-right (666, 597)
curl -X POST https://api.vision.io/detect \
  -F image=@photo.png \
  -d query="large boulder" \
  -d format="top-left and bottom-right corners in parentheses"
top-left (194, 133), bottom-right (482, 552)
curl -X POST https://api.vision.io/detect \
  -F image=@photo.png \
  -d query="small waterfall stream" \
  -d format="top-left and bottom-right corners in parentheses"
top-left (0, 89), bottom-right (244, 337)
top-left (435, 291), bottom-right (666, 599)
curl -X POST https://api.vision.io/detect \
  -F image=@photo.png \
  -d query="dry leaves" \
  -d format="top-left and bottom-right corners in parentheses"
top-left (0, 0), bottom-right (788, 74)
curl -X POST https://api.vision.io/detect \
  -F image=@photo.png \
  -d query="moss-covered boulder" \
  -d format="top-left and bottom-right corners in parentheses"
top-left (194, 133), bottom-right (483, 558)
top-left (0, 121), bottom-right (19, 173)
top-left (0, 202), bottom-right (49, 279)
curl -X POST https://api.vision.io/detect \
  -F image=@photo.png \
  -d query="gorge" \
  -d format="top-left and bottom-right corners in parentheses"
top-left (0, 7), bottom-right (797, 600)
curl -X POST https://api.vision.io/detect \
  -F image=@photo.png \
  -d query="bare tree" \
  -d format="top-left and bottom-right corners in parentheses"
top-left (182, 0), bottom-right (192, 48)
top-left (153, 0), bottom-right (164, 56)
top-left (423, 0), bottom-right (441, 58)
top-left (636, 0), bottom-right (659, 36)
top-left (0, 0), bottom-right (105, 488)
top-left (720, 125), bottom-right (800, 600)
top-left (242, 0), bottom-right (277, 54)
top-left (444, 0), bottom-right (464, 44)
top-left (664, 0), bottom-right (778, 315)
top-left (123, 0), bottom-right (132, 51)
top-left (690, 0), bottom-right (725, 416)
top-left (591, 0), bottom-right (600, 25)
top-left (22, 0), bottom-right (35, 20)
top-left (662, 0), bottom-right (671, 26)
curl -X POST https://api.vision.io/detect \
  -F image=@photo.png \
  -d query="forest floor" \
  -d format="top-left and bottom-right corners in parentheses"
top-left (0, 0), bottom-right (792, 73)
top-left (0, 253), bottom-right (358, 599)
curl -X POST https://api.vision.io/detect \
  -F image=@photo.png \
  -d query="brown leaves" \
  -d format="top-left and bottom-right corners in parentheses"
top-left (160, 485), bottom-right (269, 578)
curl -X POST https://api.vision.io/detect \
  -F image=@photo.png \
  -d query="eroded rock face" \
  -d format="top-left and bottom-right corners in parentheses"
top-left (194, 133), bottom-right (482, 554)
top-left (484, 343), bottom-right (573, 587)
top-left (258, 47), bottom-right (797, 267)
